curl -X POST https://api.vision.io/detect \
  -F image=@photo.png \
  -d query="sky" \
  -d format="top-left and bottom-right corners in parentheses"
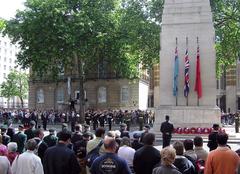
top-left (0, 0), bottom-right (26, 20)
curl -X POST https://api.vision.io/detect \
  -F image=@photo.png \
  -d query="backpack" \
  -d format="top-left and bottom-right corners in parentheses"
top-left (85, 140), bottom-right (103, 168)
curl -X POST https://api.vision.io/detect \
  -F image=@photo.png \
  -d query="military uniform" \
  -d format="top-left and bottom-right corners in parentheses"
top-left (160, 120), bottom-right (174, 148)
top-left (12, 129), bottom-right (27, 153)
top-left (43, 134), bottom-right (58, 147)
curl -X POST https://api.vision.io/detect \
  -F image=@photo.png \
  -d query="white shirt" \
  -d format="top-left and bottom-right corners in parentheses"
top-left (117, 145), bottom-right (135, 167)
top-left (0, 156), bottom-right (11, 174)
top-left (11, 150), bottom-right (44, 174)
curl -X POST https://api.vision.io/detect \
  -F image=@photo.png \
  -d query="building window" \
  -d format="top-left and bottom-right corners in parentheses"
top-left (56, 88), bottom-right (64, 103)
top-left (121, 86), bottom-right (129, 102)
top-left (75, 90), bottom-right (87, 100)
top-left (3, 73), bottom-right (6, 78)
top-left (3, 65), bottom-right (6, 70)
top-left (36, 89), bottom-right (44, 103)
top-left (98, 87), bottom-right (107, 103)
top-left (4, 57), bottom-right (6, 62)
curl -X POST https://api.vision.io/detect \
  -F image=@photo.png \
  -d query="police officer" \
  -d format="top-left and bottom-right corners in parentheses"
top-left (160, 115), bottom-right (174, 148)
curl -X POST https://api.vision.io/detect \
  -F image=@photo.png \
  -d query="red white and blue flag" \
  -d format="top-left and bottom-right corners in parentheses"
top-left (184, 49), bottom-right (190, 97)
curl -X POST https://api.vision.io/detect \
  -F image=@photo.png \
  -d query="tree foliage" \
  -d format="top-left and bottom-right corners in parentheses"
top-left (0, 70), bottom-right (29, 108)
top-left (211, 0), bottom-right (240, 76)
top-left (4, 0), bottom-right (160, 79)
top-left (3, 0), bottom-right (160, 118)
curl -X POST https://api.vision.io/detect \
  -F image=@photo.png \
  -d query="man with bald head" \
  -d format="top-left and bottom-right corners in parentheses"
top-left (90, 137), bottom-right (131, 174)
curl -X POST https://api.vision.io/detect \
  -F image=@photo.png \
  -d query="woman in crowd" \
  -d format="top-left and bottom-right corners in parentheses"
top-left (153, 146), bottom-right (181, 174)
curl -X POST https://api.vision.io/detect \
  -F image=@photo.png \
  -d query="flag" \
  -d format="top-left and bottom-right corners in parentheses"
top-left (173, 47), bottom-right (179, 96)
top-left (184, 49), bottom-right (190, 97)
top-left (194, 46), bottom-right (202, 98)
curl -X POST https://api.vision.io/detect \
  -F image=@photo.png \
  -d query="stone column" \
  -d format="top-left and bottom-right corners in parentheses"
top-left (154, 0), bottom-right (220, 130)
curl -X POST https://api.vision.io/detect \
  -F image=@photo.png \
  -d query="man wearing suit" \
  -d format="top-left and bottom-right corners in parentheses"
top-left (24, 121), bottom-right (36, 140)
top-left (12, 125), bottom-right (27, 153)
top-left (43, 129), bottom-right (58, 147)
top-left (43, 130), bottom-right (81, 174)
top-left (160, 115), bottom-right (174, 148)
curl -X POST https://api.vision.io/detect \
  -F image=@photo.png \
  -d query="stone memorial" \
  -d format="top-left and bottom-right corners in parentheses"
top-left (154, 0), bottom-right (220, 130)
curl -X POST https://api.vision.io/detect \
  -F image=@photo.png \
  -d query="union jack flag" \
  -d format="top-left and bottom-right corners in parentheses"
top-left (184, 49), bottom-right (190, 97)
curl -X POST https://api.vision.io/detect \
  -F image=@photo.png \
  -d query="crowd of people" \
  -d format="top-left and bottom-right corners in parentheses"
top-left (0, 109), bottom-right (155, 132)
top-left (0, 112), bottom-right (239, 174)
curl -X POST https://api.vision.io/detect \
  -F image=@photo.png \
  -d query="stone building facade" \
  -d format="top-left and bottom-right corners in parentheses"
top-left (28, 72), bottom-right (150, 112)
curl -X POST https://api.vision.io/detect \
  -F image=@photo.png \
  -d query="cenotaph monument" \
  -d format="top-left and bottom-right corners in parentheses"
top-left (154, 0), bottom-right (220, 130)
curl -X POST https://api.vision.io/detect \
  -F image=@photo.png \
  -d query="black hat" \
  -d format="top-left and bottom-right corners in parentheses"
top-left (49, 129), bottom-right (55, 132)
top-left (19, 124), bottom-right (24, 128)
top-left (133, 133), bottom-right (141, 139)
top-left (212, 124), bottom-right (219, 129)
top-left (144, 125), bottom-right (150, 129)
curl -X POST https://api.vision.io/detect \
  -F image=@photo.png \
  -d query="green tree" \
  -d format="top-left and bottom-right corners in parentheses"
top-left (0, 70), bottom-right (28, 108)
top-left (211, 1), bottom-right (240, 76)
top-left (4, 0), bottom-right (160, 121)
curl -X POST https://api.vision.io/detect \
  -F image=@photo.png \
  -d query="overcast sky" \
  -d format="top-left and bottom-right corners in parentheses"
top-left (0, 0), bottom-right (26, 20)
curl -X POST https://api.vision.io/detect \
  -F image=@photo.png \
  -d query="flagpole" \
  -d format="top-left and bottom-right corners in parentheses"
top-left (176, 37), bottom-right (178, 106)
top-left (197, 37), bottom-right (199, 106)
top-left (186, 37), bottom-right (189, 106)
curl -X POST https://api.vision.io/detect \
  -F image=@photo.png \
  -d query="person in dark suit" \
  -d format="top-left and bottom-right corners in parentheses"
top-left (133, 133), bottom-right (161, 174)
top-left (160, 115), bottom-right (174, 148)
top-left (24, 120), bottom-right (36, 140)
top-left (12, 125), bottom-right (27, 153)
top-left (6, 120), bottom-right (15, 140)
top-left (33, 129), bottom-right (48, 162)
top-left (43, 129), bottom-right (58, 147)
top-left (207, 124), bottom-right (220, 151)
top-left (71, 124), bottom-right (83, 145)
top-left (131, 133), bottom-right (143, 151)
top-left (43, 130), bottom-right (81, 174)
top-left (1, 125), bottom-right (10, 145)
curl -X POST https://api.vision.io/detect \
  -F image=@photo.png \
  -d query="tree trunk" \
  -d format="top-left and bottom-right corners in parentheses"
top-left (74, 52), bottom-right (85, 123)
top-left (20, 97), bottom-right (24, 108)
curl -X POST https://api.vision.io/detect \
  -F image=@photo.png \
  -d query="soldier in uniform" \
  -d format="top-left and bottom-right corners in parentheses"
top-left (207, 124), bottom-right (219, 151)
top-left (99, 111), bottom-right (105, 127)
top-left (138, 110), bottom-right (144, 131)
top-left (92, 111), bottom-right (99, 130)
top-left (43, 129), bottom-right (58, 147)
top-left (12, 124), bottom-right (27, 153)
top-left (85, 110), bottom-right (91, 125)
top-left (124, 110), bottom-right (132, 131)
top-left (119, 123), bottom-right (130, 138)
top-left (160, 115), bottom-right (174, 148)
top-left (107, 110), bottom-right (113, 130)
